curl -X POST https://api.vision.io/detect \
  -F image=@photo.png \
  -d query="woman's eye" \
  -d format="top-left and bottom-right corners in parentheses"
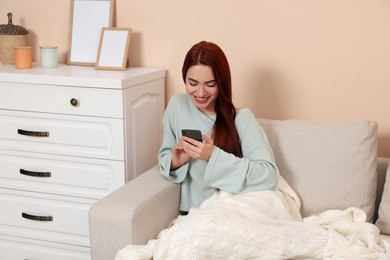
top-left (207, 81), bottom-right (217, 87)
top-left (189, 80), bottom-right (198, 86)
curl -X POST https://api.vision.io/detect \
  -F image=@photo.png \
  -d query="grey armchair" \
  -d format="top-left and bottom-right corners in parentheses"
top-left (89, 118), bottom-right (390, 260)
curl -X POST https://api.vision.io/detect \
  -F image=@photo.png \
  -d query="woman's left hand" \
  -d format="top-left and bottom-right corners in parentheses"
top-left (181, 135), bottom-right (214, 161)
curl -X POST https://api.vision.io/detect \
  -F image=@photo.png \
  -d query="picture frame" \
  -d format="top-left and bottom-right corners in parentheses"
top-left (95, 27), bottom-right (132, 71)
top-left (67, 0), bottom-right (113, 66)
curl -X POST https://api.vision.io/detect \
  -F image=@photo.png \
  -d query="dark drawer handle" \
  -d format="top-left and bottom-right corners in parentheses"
top-left (22, 212), bottom-right (53, 222)
top-left (17, 129), bottom-right (50, 137)
top-left (20, 169), bottom-right (51, 178)
top-left (70, 98), bottom-right (79, 107)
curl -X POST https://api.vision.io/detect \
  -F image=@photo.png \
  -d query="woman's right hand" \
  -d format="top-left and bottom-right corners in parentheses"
top-left (171, 143), bottom-right (191, 170)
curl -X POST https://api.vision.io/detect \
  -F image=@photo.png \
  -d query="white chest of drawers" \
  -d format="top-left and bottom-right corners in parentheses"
top-left (0, 64), bottom-right (165, 259)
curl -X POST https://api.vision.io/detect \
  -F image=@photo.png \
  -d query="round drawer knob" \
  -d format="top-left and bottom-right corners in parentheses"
top-left (70, 98), bottom-right (79, 107)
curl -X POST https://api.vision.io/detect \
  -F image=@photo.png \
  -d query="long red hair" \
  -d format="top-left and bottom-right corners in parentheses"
top-left (182, 41), bottom-right (242, 157)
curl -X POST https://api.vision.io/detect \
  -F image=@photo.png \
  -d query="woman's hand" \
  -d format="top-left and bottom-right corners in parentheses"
top-left (181, 135), bottom-right (214, 161)
top-left (171, 143), bottom-right (191, 170)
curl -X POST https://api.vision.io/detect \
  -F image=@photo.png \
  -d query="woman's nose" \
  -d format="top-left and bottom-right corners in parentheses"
top-left (197, 86), bottom-right (205, 96)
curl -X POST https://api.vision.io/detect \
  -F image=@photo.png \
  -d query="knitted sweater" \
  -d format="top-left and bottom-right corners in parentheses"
top-left (158, 93), bottom-right (279, 211)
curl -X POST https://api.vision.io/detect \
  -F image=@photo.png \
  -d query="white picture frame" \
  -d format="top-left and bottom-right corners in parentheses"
top-left (95, 27), bottom-right (132, 70)
top-left (67, 0), bottom-right (113, 66)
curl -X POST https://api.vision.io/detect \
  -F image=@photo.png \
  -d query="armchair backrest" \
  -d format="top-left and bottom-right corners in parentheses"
top-left (258, 119), bottom-right (378, 222)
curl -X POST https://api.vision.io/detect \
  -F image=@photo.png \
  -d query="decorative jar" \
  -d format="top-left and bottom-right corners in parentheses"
top-left (0, 13), bottom-right (29, 64)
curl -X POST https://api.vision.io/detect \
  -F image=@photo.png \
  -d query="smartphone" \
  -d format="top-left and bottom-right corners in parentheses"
top-left (181, 129), bottom-right (202, 142)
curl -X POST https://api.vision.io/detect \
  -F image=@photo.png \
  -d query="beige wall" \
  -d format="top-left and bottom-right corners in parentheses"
top-left (2, 0), bottom-right (390, 157)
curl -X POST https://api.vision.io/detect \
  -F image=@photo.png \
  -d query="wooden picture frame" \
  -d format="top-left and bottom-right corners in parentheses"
top-left (67, 0), bottom-right (113, 66)
top-left (95, 27), bottom-right (132, 70)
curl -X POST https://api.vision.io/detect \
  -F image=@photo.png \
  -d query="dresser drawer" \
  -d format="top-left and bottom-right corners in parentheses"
top-left (0, 110), bottom-right (124, 160)
top-left (0, 189), bottom-right (93, 246)
top-left (0, 150), bottom-right (125, 199)
top-left (0, 82), bottom-right (124, 118)
top-left (0, 234), bottom-right (90, 260)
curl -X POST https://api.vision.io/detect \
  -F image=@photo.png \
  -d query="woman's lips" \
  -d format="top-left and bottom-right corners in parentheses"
top-left (195, 96), bottom-right (209, 103)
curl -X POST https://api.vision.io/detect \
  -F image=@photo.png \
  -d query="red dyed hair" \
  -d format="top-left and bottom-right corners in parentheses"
top-left (182, 41), bottom-right (242, 157)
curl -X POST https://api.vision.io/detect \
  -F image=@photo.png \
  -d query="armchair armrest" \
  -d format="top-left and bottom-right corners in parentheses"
top-left (89, 166), bottom-right (180, 260)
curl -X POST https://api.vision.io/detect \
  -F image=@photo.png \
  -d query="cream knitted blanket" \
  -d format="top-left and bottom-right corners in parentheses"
top-left (115, 176), bottom-right (390, 259)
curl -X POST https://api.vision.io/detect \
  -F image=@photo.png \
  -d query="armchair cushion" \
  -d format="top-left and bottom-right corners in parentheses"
top-left (258, 119), bottom-right (378, 221)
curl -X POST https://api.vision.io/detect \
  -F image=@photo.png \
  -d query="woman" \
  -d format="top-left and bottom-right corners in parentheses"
top-left (158, 41), bottom-right (279, 213)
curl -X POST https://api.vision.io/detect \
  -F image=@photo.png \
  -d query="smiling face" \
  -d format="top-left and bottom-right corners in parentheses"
top-left (185, 64), bottom-right (219, 115)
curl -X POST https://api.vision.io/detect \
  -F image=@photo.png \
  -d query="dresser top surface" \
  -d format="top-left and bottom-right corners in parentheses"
top-left (0, 64), bottom-right (165, 89)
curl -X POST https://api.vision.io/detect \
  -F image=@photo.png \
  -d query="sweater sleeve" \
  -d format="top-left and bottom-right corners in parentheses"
top-left (203, 109), bottom-right (279, 194)
top-left (157, 95), bottom-right (188, 183)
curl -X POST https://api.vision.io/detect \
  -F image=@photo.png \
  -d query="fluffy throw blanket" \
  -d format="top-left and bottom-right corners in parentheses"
top-left (115, 176), bottom-right (390, 259)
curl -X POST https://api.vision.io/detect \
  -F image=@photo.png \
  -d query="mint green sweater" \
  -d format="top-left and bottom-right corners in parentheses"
top-left (158, 93), bottom-right (279, 211)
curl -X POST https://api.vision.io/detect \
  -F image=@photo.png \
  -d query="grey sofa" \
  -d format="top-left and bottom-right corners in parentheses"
top-left (89, 119), bottom-right (390, 260)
